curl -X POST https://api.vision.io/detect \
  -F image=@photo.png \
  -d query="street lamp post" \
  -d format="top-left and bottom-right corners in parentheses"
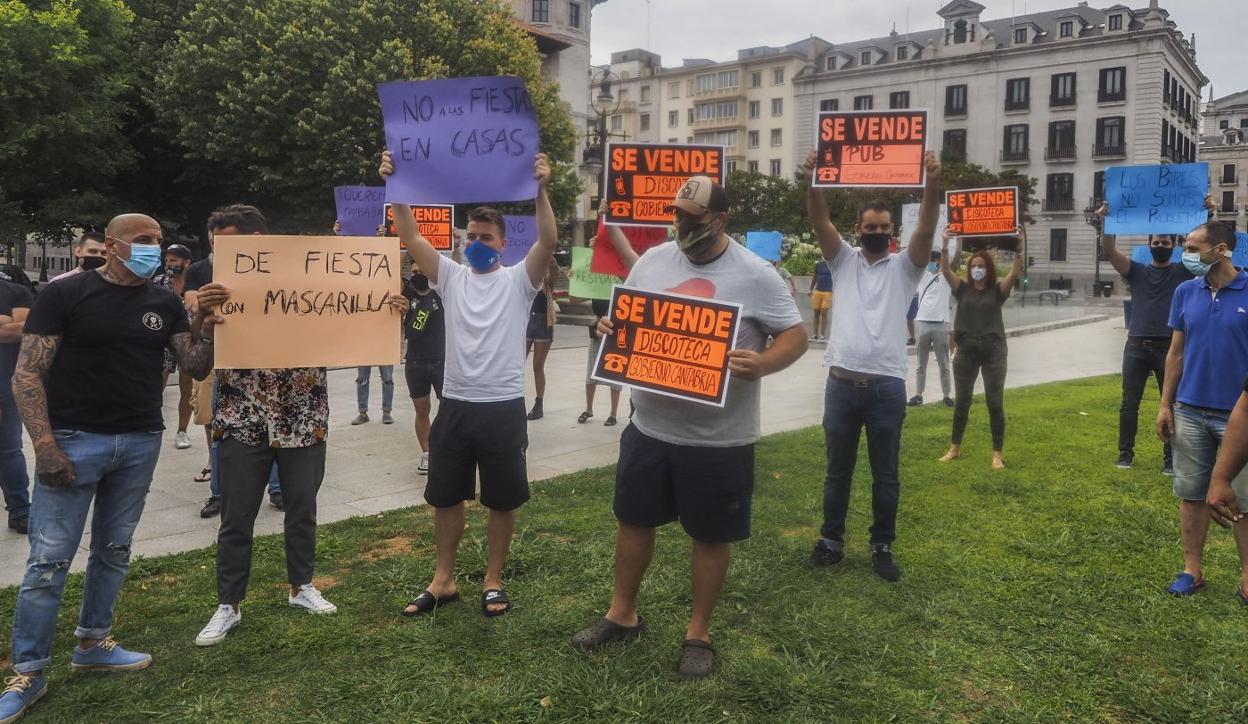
top-left (1083, 200), bottom-right (1104, 297)
top-left (582, 70), bottom-right (620, 223)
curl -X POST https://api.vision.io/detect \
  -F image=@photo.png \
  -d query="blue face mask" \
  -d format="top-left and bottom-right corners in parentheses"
top-left (117, 240), bottom-right (162, 279)
top-left (464, 240), bottom-right (501, 272)
top-left (1182, 249), bottom-right (1218, 277)
top-left (927, 262), bottom-right (939, 273)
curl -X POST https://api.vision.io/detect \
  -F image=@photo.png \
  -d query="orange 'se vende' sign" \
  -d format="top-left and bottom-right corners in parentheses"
top-left (591, 285), bottom-right (743, 407)
top-left (386, 204), bottom-right (454, 250)
top-left (945, 187), bottom-right (1019, 238)
top-left (604, 143), bottom-right (726, 229)
top-left (813, 110), bottom-right (928, 189)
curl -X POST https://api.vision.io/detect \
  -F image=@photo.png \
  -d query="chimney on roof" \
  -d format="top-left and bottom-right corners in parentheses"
top-left (890, 23), bottom-right (898, 38)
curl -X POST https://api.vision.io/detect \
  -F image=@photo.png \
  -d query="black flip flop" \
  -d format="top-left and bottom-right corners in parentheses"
top-left (678, 639), bottom-right (716, 680)
top-left (401, 590), bottom-right (460, 617)
top-left (193, 467), bottom-right (211, 483)
top-left (577, 411), bottom-right (593, 424)
top-left (482, 588), bottom-right (511, 617)
top-left (604, 416), bottom-right (617, 427)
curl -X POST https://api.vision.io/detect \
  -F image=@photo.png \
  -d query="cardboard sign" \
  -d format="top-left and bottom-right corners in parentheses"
top-left (745, 231), bottom-right (783, 262)
top-left (334, 186), bottom-right (386, 237)
top-left (386, 204), bottom-right (453, 250)
top-left (591, 285), bottom-right (742, 407)
top-left (500, 215), bottom-right (537, 266)
top-left (568, 247), bottom-right (619, 300)
top-left (604, 142), bottom-right (725, 228)
top-left (378, 76), bottom-right (539, 204)
top-left (1104, 163), bottom-right (1210, 235)
top-left (946, 187), bottom-right (1019, 238)
top-left (212, 235), bottom-right (402, 369)
top-left (813, 110), bottom-right (928, 188)
top-left (589, 216), bottom-right (669, 277)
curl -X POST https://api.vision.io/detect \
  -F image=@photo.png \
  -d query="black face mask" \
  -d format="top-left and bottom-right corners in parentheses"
top-left (81, 256), bottom-right (106, 271)
top-left (1150, 246), bottom-right (1174, 264)
top-left (412, 273), bottom-right (430, 292)
top-left (859, 232), bottom-right (891, 254)
top-left (166, 265), bottom-right (184, 277)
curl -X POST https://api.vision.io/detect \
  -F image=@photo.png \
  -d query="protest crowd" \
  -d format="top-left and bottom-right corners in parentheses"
top-left (0, 74), bottom-right (1243, 721)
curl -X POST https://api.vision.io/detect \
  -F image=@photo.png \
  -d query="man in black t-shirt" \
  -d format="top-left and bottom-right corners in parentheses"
top-left (0, 214), bottom-right (216, 722)
top-left (0, 279), bottom-right (34, 533)
top-left (1099, 200), bottom-right (1210, 473)
top-left (403, 265), bottom-right (445, 475)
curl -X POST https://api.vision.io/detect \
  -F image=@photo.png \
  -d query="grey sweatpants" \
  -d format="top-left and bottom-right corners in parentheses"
top-left (915, 320), bottom-right (951, 397)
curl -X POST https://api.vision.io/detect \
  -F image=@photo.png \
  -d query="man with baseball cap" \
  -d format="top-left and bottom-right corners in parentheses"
top-left (571, 175), bottom-right (807, 679)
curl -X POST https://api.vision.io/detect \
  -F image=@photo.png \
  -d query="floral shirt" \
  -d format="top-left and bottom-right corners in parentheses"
top-left (213, 367), bottom-right (329, 448)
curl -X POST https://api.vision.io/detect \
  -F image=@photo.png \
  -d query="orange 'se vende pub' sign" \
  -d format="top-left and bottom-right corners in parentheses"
top-left (813, 110), bottom-right (928, 188)
top-left (591, 285), bottom-right (742, 407)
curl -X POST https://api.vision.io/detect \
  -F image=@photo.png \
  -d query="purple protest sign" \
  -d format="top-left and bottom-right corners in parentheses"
top-left (334, 186), bottom-right (386, 236)
top-left (501, 215), bottom-right (537, 266)
top-left (378, 76), bottom-right (539, 205)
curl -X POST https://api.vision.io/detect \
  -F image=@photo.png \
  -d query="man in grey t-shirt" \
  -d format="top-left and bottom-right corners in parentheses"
top-left (571, 176), bottom-right (807, 680)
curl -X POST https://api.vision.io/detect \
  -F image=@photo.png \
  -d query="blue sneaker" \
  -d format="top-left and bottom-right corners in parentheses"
top-left (1167, 572), bottom-right (1205, 597)
top-left (0, 672), bottom-right (46, 723)
top-left (70, 637), bottom-right (152, 672)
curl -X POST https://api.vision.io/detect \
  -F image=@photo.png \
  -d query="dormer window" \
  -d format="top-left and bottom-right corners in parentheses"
top-left (1108, 14), bottom-right (1123, 31)
top-left (860, 50), bottom-right (872, 66)
top-left (825, 56), bottom-right (837, 71)
top-left (1059, 21), bottom-right (1074, 38)
top-left (896, 46), bottom-right (909, 61)
top-left (1014, 27), bottom-right (1027, 44)
top-left (953, 19), bottom-right (969, 43)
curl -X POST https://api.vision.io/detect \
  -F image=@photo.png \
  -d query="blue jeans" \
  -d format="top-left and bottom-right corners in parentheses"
top-left (356, 366), bottom-right (395, 413)
top-left (11, 429), bottom-right (162, 673)
top-left (821, 375), bottom-right (907, 545)
top-left (0, 389), bottom-right (30, 521)
top-left (1172, 403), bottom-right (1248, 509)
top-left (207, 377), bottom-right (280, 498)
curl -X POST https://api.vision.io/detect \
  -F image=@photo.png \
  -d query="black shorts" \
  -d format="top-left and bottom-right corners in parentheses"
top-left (613, 424), bottom-right (755, 544)
top-left (526, 313), bottom-right (553, 343)
top-left (426, 397), bottom-right (529, 512)
top-left (405, 359), bottom-right (444, 400)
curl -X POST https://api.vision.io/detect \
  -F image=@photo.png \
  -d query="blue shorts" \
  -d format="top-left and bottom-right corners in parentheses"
top-left (1172, 403), bottom-right (1248, 509)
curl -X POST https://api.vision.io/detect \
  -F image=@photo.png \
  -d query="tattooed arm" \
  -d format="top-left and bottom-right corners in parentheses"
top-left (13, 333), bottom-right (74, 487)
top-left (170, 310), bottom-right (218, 381)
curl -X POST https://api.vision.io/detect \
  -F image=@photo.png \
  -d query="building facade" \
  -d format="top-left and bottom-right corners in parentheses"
top-left (791, 0), bottom-right (1206, 292)
top-left (1201, 90), bottom-right (1248, 232)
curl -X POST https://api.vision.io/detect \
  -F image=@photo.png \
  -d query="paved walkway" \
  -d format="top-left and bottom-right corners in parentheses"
top-left (0, 316), bottom-right (1126, 585)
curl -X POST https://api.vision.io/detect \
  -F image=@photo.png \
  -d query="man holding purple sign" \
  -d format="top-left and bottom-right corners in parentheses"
top-left (378, 134), bottom-right (556, 618)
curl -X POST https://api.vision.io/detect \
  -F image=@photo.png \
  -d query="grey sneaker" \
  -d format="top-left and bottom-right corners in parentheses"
top-left (382, 411), bottom-right (395, 425)
top-left (351, 413), bottom-right (369, 425)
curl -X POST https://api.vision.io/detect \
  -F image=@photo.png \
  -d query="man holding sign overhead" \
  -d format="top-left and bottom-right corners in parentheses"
top-left (380, 149), bottom-right (555, 619)
top-left (571, 175), bottom-right (806, 680)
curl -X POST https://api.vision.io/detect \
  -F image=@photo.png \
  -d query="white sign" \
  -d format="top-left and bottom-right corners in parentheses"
top-left (900, 203), bottom-right (954, 259)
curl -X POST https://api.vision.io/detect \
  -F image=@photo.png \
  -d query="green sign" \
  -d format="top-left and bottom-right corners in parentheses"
top-left (569, 246), bottom-right (620, 300)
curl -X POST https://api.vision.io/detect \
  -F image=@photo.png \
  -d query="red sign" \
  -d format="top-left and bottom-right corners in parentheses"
top-left (946, 187), bottom-right (1019, 238)
top-left (813, 110), bottom-right (928, 188)
top-left (386, 204), bottom-right (454, 250)
top-left (604, 143), bottom-right (725, 228)
top-left (588, 216), bottom-right (668, 277)
top-left (591, 285), bottom-right (742, 407)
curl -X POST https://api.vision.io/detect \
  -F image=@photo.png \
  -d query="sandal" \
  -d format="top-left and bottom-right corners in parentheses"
top-left (604, 416), bottom-right (617, 427)
top-left (577, 411), bottom-right (593, 424)
top-left (570, 616), bottom-right (645, 651)
top-left (482, 588), bottom-right (511, 617)
top-left (193, 467), bottom-right (211, 483)
top-left (1166, 572), bottom-right (1205, 597)
top-left (678, 639), bottom-right (716, 680)
top-left (401, 590), bottom-right (460, 617)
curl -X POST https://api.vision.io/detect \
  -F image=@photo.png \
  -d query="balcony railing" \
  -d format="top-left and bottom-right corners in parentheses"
top-left (1049, 95), bottom-right (1076, 108)
top-left (1004, 99), bottom-right (1030, 112)
top-left (1220, 175), bottom-right (1240, 186)
top-left (689, 117), bottom-right (743, 131)
top-left (690, 86), bottom-right (744, 101)
top-left (1092, 143), bottom-right (1127, 158)
top-left (1045, 145), bottom-right (1078, 161)
top-left (1044, 198), bottom-right (1076, 212)
top-left (1000, 148), bottom-right (1030, 163)
top-left (1220, 203), bottom-right (1240, 213)
top-left (944, 105), bottom-right (968, 118)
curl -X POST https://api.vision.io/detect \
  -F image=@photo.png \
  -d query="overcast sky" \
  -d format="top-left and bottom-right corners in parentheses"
top-left (589, 0), bottom-right (1242, 102)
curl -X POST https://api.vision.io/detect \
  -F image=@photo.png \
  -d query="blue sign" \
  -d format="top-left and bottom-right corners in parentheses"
top-left (500, 215), bottom-right (537, 266)
top-left (334, 186), bottom-right (385, 237)
top-left (1129, 245), bottom-right (1181, 264)
top-left (1235, 232), bottom-right (1248, 268)
top-left (1104, 163), bottom-right (1209, 235)
top-left (746, 231), bottom-right (782, 261)
top-left (378, 76), bottom-right (539, 205)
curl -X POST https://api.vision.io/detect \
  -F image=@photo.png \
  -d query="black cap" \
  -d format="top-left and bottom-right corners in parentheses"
top-left (165, 244), bottom-right (193, 260)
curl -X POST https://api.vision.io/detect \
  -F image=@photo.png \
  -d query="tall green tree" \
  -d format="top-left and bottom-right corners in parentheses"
top-left (0, 0), bottom-right (136, 253)
top-left (153, 0), bottom-right (577, 231)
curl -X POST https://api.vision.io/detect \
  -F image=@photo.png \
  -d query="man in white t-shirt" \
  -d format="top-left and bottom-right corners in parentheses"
top-left (380, 151), bottom-right (554, 618)
top-left (909, 247), bottom-right (955, 408)
top-left (801, 150), bottom-right (943, 582)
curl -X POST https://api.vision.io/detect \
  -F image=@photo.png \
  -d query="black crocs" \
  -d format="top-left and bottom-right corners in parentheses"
top-left (678, 639), bottom-right (715, 680)
top-left (570, 616), bottom-right (645, 651)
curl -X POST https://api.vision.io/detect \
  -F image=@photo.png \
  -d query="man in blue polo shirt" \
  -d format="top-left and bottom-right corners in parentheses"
top-left (1157, 222), bottom-right (1248, 597)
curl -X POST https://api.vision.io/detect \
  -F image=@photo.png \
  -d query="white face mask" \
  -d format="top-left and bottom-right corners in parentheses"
top-left (971, 267), bottom-right (988, 282)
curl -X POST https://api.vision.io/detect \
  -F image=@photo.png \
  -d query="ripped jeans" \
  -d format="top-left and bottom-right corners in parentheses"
top-left (11, 429), bottom-right (162, 673)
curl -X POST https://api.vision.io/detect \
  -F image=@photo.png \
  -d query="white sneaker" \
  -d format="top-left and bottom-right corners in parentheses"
top-left (289, 584), bottom-right (337, 614)
top-left (418, 452), bottom-right (430, 475)
top-left (195, 604), bottom-right (241, 646)
top-left (175, 431), bottom-right (192, 449)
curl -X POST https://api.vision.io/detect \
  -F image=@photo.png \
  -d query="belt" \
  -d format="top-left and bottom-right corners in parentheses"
top-left (828, 368), bottom-right (887, 387)
top-left (1129, 336), bottom-right (1171, 347)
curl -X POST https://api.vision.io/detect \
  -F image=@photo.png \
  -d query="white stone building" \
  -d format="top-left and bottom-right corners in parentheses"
top-left (1201, 90), bottom-right (1248, 232)
top-left (791, 0), bottom-right (1206, 292)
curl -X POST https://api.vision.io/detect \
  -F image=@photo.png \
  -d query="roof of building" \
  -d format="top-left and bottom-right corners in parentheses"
top-left (1209, 89), bottom-right (1248, 111)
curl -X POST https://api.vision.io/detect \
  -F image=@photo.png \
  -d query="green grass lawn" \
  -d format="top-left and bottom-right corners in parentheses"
top-left (3, 374), bottom-right (1246, 722)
